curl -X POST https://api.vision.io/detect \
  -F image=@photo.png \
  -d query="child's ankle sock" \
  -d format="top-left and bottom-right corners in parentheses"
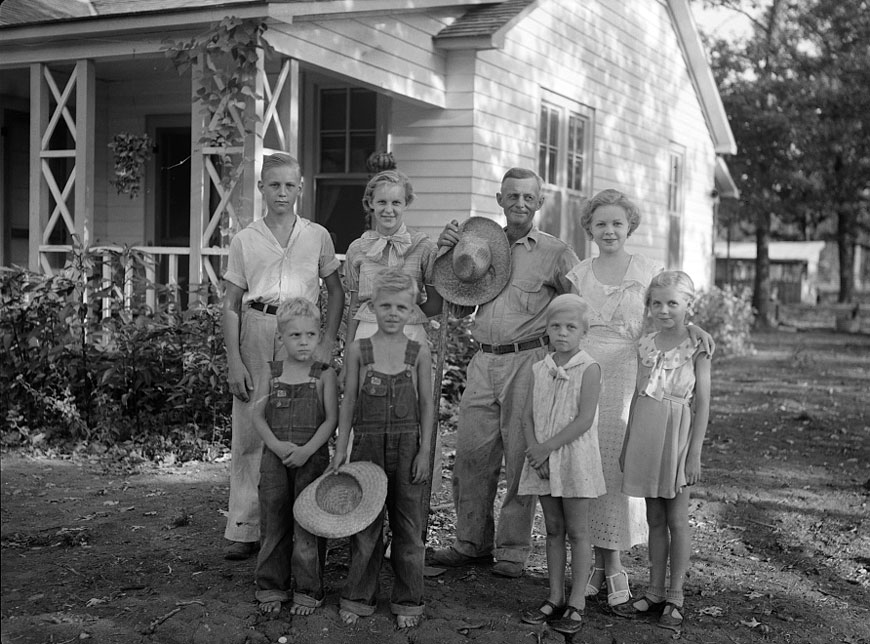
top-left (665, 589), bottom-right (684, 607)
top-left (646, 585), bottom-right (666, 603)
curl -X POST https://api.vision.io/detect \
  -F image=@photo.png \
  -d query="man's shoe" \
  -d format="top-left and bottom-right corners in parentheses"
top-left (224, 540), bottom-right (259, 561)
top-left (492, 560), bottom-right (524, 578)
top-left (428, 547), bottom-right (492, 568)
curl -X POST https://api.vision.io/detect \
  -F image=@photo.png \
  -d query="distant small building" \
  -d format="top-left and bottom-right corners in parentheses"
top-left (714, 241), bottom-right (826, 304)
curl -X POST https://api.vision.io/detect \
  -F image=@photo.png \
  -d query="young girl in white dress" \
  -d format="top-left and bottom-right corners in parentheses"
top-left (517, 294), bottom-right (606, 636)
top-left (615, 271), bottom-right (711, 630)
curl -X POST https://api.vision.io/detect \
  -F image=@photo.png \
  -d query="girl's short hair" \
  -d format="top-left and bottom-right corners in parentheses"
top-left (362, 170), bottom-right (415, 216)
top-left (261, 152), bottom-right (300, 180)
top-left (645, 271), bottom-right (696, 308)
top-left (580, 188), bottom-right (642, 236)
top-left (276, 297), bottom-right (320, 335)
top-left (546, 293), bottom-right (590, 332)
top-left (371, 267), bottom-right (418, 301)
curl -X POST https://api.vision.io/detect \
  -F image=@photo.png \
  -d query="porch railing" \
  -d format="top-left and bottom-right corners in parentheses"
top-left (39, 244), bottom-right (228, 318)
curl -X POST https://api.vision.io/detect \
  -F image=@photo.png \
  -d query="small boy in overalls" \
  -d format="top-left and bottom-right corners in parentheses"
top-left (330, 267), bottom-right (434, 629)
top-left (250, 298), bottom-right (338, 616)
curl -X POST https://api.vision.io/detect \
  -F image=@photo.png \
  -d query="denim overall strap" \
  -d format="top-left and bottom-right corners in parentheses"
top-left (268, 360), bottom-right (284, 378)
top-left (308, 361), bottom-right (326, 379)
top-left (403, 340), bottom-right (421, 371)
top-left (359, 338), bottom-right (375, 367)
top-left (265, 361), bottom-right (284, 432)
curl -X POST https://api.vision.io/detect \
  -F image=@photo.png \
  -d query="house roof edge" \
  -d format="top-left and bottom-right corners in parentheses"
top-left (667, 0), bottom-right (737, 155)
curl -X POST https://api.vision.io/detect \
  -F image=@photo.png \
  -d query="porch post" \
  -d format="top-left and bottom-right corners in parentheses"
top-left (241, 54), bottom-right (265, 222)
top-left (278, 58), bottom-right (300, 160)
top-left (188, 60), bottom-right (207, 305)
top-left (74, 59), bottom-right (95, 246)
top-left (29, 64), bottom-right (49, 272)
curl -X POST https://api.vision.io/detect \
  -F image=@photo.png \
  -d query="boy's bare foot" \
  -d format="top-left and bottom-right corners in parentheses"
top-left (396, 614), bottom-right (422, 629)
top-left (289, 602), bottom-right (316, 616)
top-left (339, 608), bottom-right (359, 625)
top-left (258, 600), bottom-right (282, 616)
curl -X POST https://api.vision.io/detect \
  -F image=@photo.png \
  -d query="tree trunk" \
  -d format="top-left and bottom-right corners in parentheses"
top-left (837, 208), bottom-right (856, 303)
top-left (753, 210), bottom-right (773, 327)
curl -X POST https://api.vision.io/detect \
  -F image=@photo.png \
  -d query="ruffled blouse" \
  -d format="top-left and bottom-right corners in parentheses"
top-left (566, 254), bottom-right (663, 342)
top-left (637, 334), bottom-right (706, 403)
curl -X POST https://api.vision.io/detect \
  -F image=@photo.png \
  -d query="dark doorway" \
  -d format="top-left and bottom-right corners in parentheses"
top-left (2, 109), bottom-right (30, 267)
top-left (153, 125), bottom-right (191, 306)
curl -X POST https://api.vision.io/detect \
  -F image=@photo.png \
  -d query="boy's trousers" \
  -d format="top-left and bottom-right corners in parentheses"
top-left (224, 307), bottom-right (284, 543)
top-left (255, 446), bottom-right (328, 604)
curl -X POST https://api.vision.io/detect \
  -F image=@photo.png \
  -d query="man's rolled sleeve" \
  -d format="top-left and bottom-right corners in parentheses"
top-left (554, 246), bottom-right (581, 294)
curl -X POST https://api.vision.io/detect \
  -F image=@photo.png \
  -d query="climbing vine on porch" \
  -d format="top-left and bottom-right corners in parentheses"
top-left (163, 16), bottom-right (274, 178)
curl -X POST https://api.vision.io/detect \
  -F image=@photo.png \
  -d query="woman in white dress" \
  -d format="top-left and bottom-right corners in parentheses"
top-left (567, 189), bottom-right (712, 607)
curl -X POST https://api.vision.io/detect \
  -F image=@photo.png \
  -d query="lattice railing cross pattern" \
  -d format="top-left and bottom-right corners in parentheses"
top-left (42, 66), bottom-right (77, 148)
top-left (40, 162), bottom-right (76, 244)
top-left (38, 66), bottom-right (80, 273)
top-left (261, 60), bottom-right (290, 152)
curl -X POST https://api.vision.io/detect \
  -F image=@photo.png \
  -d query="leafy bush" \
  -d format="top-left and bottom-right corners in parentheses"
top-left (428, 314), bottom-right (477, 406)
top-left (693, 285), bottom-right (755, 357)
top-left (0, 245), bottom-right (230, 460)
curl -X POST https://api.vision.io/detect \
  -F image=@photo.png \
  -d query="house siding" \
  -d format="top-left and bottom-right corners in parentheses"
top-left (267, 11), bottom-right (461, 108)
top-left (391, 0), bottom-right (718, 287)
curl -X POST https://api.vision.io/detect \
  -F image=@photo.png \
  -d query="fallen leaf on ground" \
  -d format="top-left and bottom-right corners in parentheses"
top-left (700, 606), bottom-right (724, 617)
top-left (740, 617), bottom-right (762, 628)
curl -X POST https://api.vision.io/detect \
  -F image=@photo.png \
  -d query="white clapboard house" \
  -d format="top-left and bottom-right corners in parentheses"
top-left (0, 0), bottom-right (737, 310)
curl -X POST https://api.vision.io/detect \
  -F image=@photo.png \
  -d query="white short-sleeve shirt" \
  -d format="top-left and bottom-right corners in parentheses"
top-left (223, 217), bottom-right (340, 305)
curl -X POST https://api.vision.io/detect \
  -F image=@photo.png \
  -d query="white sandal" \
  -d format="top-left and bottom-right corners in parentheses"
top-left (584, 567), bottom-right (605, 598)
top-left (606, 570), bottom-right (632, 607)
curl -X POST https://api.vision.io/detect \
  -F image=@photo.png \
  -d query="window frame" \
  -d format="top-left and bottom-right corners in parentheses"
top-left (300, 74), bottom-right (390, 253)
top-left (536, 90), bottom-right (594, 257)
top-left (666, 144), bottom-right (686, 269)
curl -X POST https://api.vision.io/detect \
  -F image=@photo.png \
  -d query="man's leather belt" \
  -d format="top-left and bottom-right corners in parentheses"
top-left (249, 301), bottom-right (279, 315)
top-left (479, 336), bottom-right (549, 355)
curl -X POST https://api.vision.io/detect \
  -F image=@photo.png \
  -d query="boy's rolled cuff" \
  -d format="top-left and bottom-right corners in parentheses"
top-left (255, 589), bottom-right (289, 604)
top-left (492, 547), bottom-right (528, 564)
top-left (390, 601), bottom-right (424, 617)
top-left (293, 590), bottom-right (324, 609)
top-left (339, 597), bottom-right (376, 617)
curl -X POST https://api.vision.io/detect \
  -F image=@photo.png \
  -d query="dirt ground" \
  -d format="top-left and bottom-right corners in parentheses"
top-left (2, 329), bottom-right (869, 644)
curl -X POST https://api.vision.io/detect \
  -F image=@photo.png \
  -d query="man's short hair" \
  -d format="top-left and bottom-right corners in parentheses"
top-left (501, 167), bottom-right (542, 191)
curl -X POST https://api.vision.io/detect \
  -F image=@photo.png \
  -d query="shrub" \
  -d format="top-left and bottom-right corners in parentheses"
top-left (693, 285), bottom-right (755, 357)
top-left (428, 313), bottom-right (477, 406)
top-left (0, 246), bottom-right (230, 460)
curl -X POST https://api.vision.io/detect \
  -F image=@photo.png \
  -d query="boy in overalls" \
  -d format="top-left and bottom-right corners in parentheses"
top-left (329, 268), bottom-right (434, 629)
top-left (250, 298), bottom-right (338, 616)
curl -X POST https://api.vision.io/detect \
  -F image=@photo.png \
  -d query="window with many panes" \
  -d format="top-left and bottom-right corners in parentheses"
top-left (536, 91), bottom-right (593, 258)
top-left (318, 88), bottom-right (376, 174)
top-left (309, 85), bottom-right (383, 253)
top-left (667, 145), bottom-right (685, 269)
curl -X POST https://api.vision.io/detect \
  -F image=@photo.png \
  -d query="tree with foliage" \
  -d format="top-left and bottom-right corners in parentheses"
top-left (703, 0), bottom-right (870, 310)
top-left (791, 1), bottom-right (870, 302)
